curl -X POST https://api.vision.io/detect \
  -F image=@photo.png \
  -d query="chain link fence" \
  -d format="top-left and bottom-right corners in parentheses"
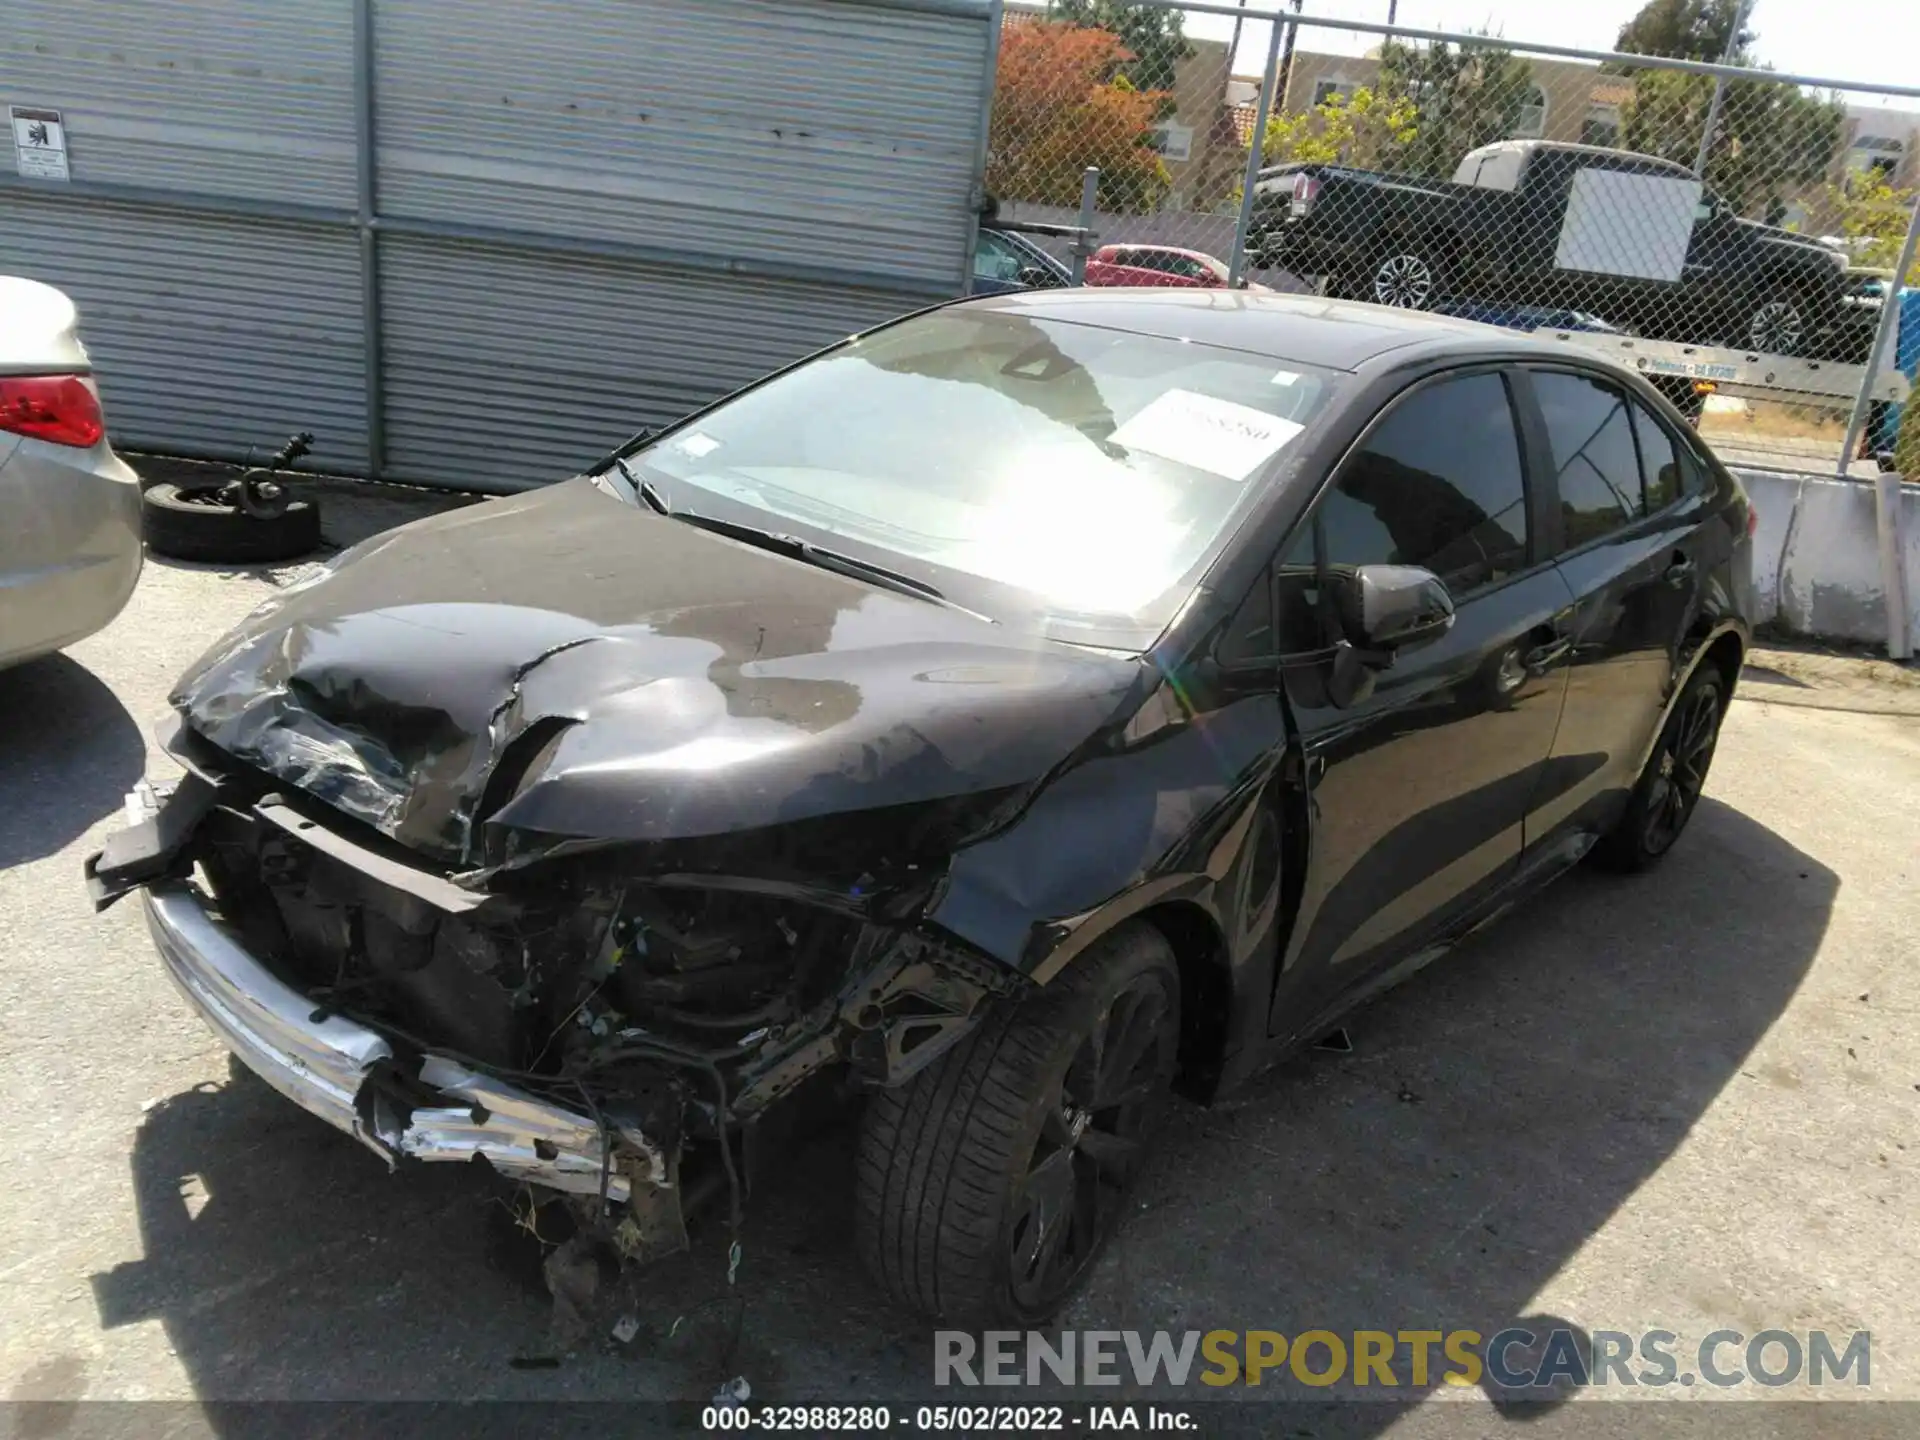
top-left (976, 1), bottom-right (1920, 475)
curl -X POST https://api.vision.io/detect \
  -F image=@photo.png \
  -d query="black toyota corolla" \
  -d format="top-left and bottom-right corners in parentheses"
top-left (88, 290), bottom-right (1752, 1326)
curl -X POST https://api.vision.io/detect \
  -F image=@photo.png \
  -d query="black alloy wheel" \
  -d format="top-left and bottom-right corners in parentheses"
top-left (1005, 966), bottom-right (1177, 1314)
top-left (1640, 677), bottom-right (1722, 857)
top-left (856, 923), bottom-right (1181, 1324)
top-left (1593, 667), bottom-right (1727, 871)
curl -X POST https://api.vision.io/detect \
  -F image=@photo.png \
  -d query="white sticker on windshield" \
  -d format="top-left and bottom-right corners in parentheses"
top-left (675, 432), bottom-right (721, 458)
top-left (1110, 389), bottom-right (1303, 481)
top-left (1270, 369), bottom-right (1302, 386)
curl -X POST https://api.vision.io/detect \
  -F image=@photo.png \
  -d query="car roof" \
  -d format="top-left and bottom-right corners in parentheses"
top-left (1468, 139), bottom-right (1693, 175)
top-left (967, 288), bottom-right (1585, 373)
top-left (1101, 243), bottom-right (1216, 261)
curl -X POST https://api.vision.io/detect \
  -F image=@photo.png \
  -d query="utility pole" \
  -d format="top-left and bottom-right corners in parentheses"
top-left (1275, 0), bottom-right (1304, 118)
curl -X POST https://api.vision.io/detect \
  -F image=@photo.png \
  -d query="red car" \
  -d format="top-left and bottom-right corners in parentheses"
top-left (1084, 243), bottom-right (1243, 289)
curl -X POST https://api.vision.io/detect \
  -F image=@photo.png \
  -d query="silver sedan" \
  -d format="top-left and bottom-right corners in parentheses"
top-left (0, 276), bottom-right (143, 667)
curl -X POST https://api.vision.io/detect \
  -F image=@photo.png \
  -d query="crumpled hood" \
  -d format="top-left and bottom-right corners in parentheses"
top-left (173, 480), bottom-right (1144, 866)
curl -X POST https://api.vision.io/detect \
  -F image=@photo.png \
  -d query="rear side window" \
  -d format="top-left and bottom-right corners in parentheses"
top-left (1289, 371), bottom-right (1531, 598)
top-left (1630, 398), bottom-right (1685, 513)
top-left (1533, 370), bottom-right (1642, 551)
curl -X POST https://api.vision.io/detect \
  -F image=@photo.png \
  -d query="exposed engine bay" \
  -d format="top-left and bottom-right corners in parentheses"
top-left (91, 756), bottom-right (1029, 1293)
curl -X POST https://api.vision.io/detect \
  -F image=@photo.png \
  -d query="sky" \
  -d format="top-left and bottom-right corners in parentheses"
top-left (1194, 0), bottom-right (1920, 107)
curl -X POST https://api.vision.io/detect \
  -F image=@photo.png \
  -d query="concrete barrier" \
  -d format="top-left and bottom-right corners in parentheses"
top-left (1734, 467), bottom-right (1917, 652)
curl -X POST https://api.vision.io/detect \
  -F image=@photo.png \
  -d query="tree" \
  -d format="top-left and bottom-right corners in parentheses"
top-left (1260, 86), bottom-right (1419, 170)
top-left (1374, 37), bottom-right (1538, 179)
top-left (1618, 70), bottom-right (1844, 217)
top-left (986, 22), bottom-right (1171, 214)
top-left (1608, 0), bottom-right (1845, 219)
top-left (1825, 174), bottom-right (1920, 285)
top-left (1047, 0), bottom-right (1193, 101)
top-left (1612, 0), bottom-right (1753, 64)
top-left (1897, 390), bottom-right (1920, 481)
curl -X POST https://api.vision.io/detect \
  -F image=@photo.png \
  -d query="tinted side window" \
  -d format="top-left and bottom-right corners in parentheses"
top-left (1630, 398), bottom-right (1685, 514)
top-left (1534, 370), bottom-right (1642, 551)
top-left (1273, 372), bottom-right (1529, 652)
top-left (1312, 372), bottom-right (1530, 592)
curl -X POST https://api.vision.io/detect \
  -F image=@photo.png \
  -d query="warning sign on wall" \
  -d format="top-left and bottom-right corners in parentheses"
top-left (11, 106), bottom-right (70, 181)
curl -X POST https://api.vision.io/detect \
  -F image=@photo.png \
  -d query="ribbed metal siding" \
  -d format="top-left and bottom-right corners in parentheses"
top-left (0, 1), bottom-right (356, 207)
top-left (0, 194), bottom-right (368, 471)
top-left (379, 236), bottom-right (922, 489)
top-left (373, 0), bottom-right (982, 290)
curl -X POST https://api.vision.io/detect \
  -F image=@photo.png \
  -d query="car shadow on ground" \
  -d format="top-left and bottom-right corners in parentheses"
top-left (93, 795), bottom-right (1832, 1425)
top-left (0, 653), bottom-right (144, 870)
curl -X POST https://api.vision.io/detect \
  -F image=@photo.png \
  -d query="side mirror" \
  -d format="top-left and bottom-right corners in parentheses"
top-left (1333, 564), bottom-right (1455, 655)
top-left (1017, 264), bottom-right (1056, 288)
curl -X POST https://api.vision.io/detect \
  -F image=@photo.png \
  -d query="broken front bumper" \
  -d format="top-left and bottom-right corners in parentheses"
top-left (143, 881), bottom-right (645, 1201)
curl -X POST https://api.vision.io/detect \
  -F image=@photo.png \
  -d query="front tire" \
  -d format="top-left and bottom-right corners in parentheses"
top-left (855, 923), bottom-right (1181, 1324)
top-left (1740, 288), bottom-right (1814, 357)
top-left (1592, 666), bottom-right (1726, 871)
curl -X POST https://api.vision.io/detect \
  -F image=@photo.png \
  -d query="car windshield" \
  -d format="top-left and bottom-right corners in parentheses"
top-left (628, 308), bottom-right (1334, 647)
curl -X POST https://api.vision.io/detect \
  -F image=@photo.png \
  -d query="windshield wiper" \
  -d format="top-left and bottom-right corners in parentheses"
top-left (588, 425), bottom-right (659, 475)
top-left (605, 455), bottom-right (671, 516)
top-left (675, 513), bottom-right (995, 623)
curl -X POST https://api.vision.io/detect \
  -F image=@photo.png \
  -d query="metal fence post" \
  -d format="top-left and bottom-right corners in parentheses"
top-left (962, 0), bottom-right (1005, 297)
top-left (1691, 0), bottom-right (1752, 178)
top-left (1228, 16), bottom-right (1287, 288)
top-left (352, 0), bottom-right (385, 478)
top-left (1837, 194), bottom-right (1919, 469)
top-left (1071, 166), bottom-right (1099, 285)
top-left (1837, 193), bottom-right (1919, 659)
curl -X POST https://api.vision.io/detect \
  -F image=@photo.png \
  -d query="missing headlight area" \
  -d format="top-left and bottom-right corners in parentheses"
top-left (146, 780), bottom-right (1023, 1297)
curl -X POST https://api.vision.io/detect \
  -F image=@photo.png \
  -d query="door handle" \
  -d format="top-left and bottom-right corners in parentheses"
top-left (1664, 555), bottom-right (1697, 587)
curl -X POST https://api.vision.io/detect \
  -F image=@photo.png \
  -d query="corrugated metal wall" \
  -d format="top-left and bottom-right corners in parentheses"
top-left (3, 196), bottom-right (370, 472)
top-left (0, 0), bottom-right (369, 470)
top-left (0, 0), bottom-right (994, 489)
top-left (380, 237), bottom-right (926, 487)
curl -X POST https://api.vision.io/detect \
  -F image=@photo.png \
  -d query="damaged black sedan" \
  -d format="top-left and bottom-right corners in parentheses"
top-left (89, 290), bottom-right (1752, 1325)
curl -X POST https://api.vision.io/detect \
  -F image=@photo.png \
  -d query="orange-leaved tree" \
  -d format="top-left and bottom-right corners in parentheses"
top-left (986, 21), bottom-right (1171, 215)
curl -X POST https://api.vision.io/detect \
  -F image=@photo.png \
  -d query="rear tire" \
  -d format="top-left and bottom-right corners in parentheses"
top-left (1592, 666), bottom-right (1726, 872)
top-left (1367, 244), bottom-right (1448, 309)
top-left (142, 482), bottom-right (322, 564)
top-left (855, 923), bottom-right (1181, 1325)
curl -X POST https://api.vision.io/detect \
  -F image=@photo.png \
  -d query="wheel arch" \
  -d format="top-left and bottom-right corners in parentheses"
top-left (1132, 900), bottom-right (1235, 1102)
top-left (1701, 627), bottom-right (1746, 702)
top-left (1636, 621), bottom-right (1745, 778)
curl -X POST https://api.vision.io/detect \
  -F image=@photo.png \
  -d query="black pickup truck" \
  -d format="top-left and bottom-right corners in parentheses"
top-left (1247, 140), bottom-right (1849, 357)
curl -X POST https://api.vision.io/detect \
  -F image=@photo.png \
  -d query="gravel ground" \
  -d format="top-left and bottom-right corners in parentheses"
top-left (1, 484), bottom-right (1917, 1435)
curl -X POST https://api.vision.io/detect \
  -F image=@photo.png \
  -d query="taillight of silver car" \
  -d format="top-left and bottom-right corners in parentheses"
top-left (0, 374), bottom-right (104, 448)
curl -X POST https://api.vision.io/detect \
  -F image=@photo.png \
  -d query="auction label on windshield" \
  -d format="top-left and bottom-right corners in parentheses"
top-left (1110, 389), bottom-right (1302, 481)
